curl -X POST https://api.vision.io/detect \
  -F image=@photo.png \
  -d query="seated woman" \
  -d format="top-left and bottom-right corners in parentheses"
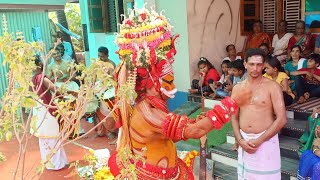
top-left (242, 20), bottom-right (271, 53)
top-left (284, 45), bottom-right (307, 91)
top-left (298, 108), bottom-right (320, 180)
top-left (189, 57), bottom-right (220, 96)
top-left (272, 20), bottom-right (293, 64)
top-left (287, 20), bottom-right (315, 58)
top-left (223, 44), bottom-right (242, 62)
top-left (263, 57), bottom-right (294, 106)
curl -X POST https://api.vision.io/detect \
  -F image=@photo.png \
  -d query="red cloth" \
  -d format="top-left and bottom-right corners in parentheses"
top-left (298, 68), bottom-right (320, 85)
top-left (32, 73), bottom-right (58, 117)
top-left (203, 68), bottom-right (220, 86)
top-left (288, 33), bottom-right (315, 53)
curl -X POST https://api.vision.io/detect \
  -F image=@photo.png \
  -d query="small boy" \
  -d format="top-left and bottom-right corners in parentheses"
top-left (224, 60), bottom-right (248, 94)
top-left (291, 54), bottom-right (320, 104)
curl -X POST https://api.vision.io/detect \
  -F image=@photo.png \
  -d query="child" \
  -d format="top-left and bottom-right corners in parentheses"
top-left (189, 57), bottom-right (220, 95)
top-left (291, 53), bottom-right (320, 104)
top-left (215, 60), bottom-right (232, 98)
top-left (263, 57), bottom-right (295, 106)
top-left (223, 44), bottom-right (242, 62)
top-left (225, 60), bottom-right (247, 95)
top-left (284, 45), bottom-right (307, 91)
top-left (259, 43), bottom-right (272, 58)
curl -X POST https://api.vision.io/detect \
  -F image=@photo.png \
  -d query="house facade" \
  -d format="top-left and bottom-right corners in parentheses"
top-left (0, 0), bottom-right (67, 99)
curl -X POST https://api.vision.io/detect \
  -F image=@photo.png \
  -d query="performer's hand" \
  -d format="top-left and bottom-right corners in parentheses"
top-left (239, 140), bottom-right (258, 154)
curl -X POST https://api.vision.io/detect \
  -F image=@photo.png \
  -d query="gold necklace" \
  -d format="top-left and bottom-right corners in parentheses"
top-left (247, 77), bottom-right (263, 105)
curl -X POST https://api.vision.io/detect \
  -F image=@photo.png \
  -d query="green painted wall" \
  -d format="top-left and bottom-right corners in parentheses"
top-left (79, 0), bottom-right (120, 67)
top-left (0, 0), bottom-right (66, 5)
top-left (0, 11), bottom-right (52, 99)
top-left (156, 0), bottom-right (190, 92)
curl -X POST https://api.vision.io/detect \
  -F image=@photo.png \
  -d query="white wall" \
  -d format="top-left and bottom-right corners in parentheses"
top-left (187, 0), bottom-right (246, 80)
top-left (156, 0), bottom-right (191, 92)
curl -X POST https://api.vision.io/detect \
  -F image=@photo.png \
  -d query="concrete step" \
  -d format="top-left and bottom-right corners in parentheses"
top-left (213, 161), bottom-right (238, 180)
top-left (226, 133), bottom-right (300, 160)
top-left (210, 143), bottom-right (299, 179)
top-left (173, 101), bottom-right (201, 116)
top-left (281, 118), bottom-right (306, 139)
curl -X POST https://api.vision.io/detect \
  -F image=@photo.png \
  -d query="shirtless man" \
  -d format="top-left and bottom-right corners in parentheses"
top-left (47, 48), bottom-right (71, 82)
top-left (95, 46), bottom-right (117, 141)
top-left (231, 48), bottom-right (287, 179)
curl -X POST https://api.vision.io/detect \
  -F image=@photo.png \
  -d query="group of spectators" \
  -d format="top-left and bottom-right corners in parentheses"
top-left (190, 20), bottom-right (320, 106)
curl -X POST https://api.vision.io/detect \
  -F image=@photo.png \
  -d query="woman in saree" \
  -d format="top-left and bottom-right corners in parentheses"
top-left (287, 20), bottom-right (315, 58)
top-left (298, 108), bottom-right (320, 179)
top-left (243, 20), bottom-right (271, 53)
top-left (272, 20), bottom-right (293, 64)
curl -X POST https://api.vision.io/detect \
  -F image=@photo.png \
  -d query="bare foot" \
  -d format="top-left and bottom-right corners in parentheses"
top-left (231, 143), bottom-right (239, 151)
top-left (209, 92), bottom-right (216, 99)
top-left (188, 89), bottom-right (198, 94)
top-left (297, 96), bottom-right (306, 104)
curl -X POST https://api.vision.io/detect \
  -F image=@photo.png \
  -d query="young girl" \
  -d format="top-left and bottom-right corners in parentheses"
top-left (189, 57), bottom-right (220, 95)
top-left (284, 45), bottom-right (307, 91)
top-left (264, 57), bottom-right (295, 106)
top-left (215, 60), bottom-right (232, 98)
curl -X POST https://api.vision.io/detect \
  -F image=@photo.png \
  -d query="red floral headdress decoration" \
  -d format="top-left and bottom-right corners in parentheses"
top-left (114, 8), bottom-right (179, 149)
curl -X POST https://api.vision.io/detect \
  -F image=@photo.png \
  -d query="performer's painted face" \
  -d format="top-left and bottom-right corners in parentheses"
top-left (160, 73), bottom-right (177, 100)
top-left (245, 55), bottom-right (265, 78)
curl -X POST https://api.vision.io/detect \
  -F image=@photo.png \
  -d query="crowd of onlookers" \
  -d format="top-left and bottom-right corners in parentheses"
top-left (189, 20), bottom-right (320, 106)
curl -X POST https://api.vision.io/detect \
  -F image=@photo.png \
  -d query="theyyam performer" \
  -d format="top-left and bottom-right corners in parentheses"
top-left (108, 7), bottom-right (246, 179)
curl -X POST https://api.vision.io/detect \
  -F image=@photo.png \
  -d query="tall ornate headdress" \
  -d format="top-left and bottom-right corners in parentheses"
top-left (115, 7), bottom-right (179, 149)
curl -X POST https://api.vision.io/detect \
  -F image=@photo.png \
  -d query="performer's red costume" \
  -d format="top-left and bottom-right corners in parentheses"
top-left (108, 8), bottom-right (238, 179)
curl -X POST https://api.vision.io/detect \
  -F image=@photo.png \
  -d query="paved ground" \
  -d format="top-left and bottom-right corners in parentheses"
top-left (0, 120), bottom-right (116, 180)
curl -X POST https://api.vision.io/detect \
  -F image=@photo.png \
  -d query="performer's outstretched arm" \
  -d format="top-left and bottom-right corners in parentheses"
top-left (162, 97), bottom-right (238, 142)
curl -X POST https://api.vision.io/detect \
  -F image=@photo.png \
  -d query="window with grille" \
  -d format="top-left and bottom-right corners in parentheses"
top-left (262, 0), bottom-right (277, 34)
top-left (240, 0), bottom-right (260, 35)
top-left (283, 0), bottom-right (301, 33)
top-left (240, 0), bottom-right (302, 35)
top-left (87, 0), bottom-right (125, 33)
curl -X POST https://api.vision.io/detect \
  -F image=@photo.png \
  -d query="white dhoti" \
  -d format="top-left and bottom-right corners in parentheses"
top-left (39, 138), bottom-right (68, 170)
top-left (31, 102), bottom-right (68, 170)
top-left (238, 129), bottom-right (281, 180)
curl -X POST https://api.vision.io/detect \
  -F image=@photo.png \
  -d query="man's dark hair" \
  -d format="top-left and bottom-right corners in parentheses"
top-left (245, 48), bottom-right (266, 62)
top-left (309, 53), bottom-right (320, 65)
top-left (98, 46), bottom-right (109, 55)
top-left (231, 59), bottom-right (245, 72)
top-left (226, 44), bottom-right (235, 52)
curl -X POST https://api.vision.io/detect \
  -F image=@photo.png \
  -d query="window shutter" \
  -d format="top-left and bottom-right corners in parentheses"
top-left (240, 0), bottom-right (260, 35)
top-left (283, 0), bottom-right (301, 33)
top-left (106, 0), bottom-right (118, 32)
top-left (88, 0), bottom-right (106, 33)
top-left (262, 0), bottom-right (277, 34)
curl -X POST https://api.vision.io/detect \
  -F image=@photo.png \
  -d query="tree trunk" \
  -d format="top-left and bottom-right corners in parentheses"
top-left (56, 9), bottom-right (77, 62)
